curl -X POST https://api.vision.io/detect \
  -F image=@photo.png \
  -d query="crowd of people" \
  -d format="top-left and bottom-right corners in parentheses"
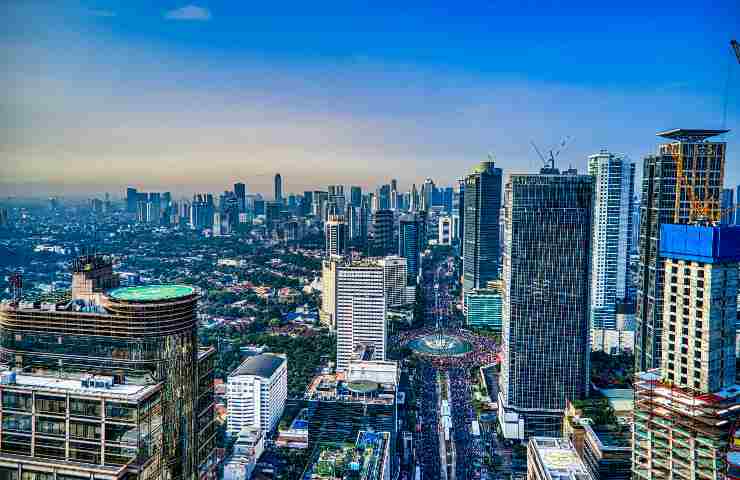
top-left (393, 326), bottom-right (500, 370)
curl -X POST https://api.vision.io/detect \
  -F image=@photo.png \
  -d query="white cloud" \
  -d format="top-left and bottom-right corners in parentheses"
top-left (164, 5), bottom-right (211, 21)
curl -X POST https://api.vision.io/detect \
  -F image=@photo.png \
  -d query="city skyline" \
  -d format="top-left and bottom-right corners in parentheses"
top-left (3, 2), bottom-right (739, 197)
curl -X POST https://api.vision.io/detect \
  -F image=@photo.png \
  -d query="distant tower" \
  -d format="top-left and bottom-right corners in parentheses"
top-left (463, 160), bottom-right (503, 300)
top-left (399, 213), bottom-right (424, 285)
top-left (499, 167), bottom-right (593, 440)
top-left (234, 182), bottom-right (246, 211)
top-left (588, 150), bottom-right (635, 340)
top-left (325, 215), bottom-right (349, 258)
top-left (371, 210), bottom-right (395, 257)
top-left (274, 173), bottom-right (283, 204)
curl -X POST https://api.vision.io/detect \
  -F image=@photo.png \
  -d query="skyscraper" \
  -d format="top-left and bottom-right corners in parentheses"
top-left (0, 256), bottom-right (216, 480)
top-left (588, 150), bottom-right (635, 334)
top-left (457, 179), bottom-right (465, 254)
top-left (463, 160), bottom-right (503, 298)
top-left (327, 184), bottom-right (345, 215)
top-left (274, 173), bottom-right (283, 204)
top-left (498, 168), bottom-right (594, 440)
top-left (234, 182), bottom-right (246, 211)
top-left (334, 259), bottom-right (387, 371)
top-left (350, 186), bottom-right (362, 207)
top-left (399, 213), bottom-right (424, 286)
top-left (379, 256), bottom-right (411, 308)
top-left (635, 129), bottom-right (727, 372)
top-left (632, 224), bottom-right (740, 480)
top-left (421, 178), bottom-right (435, 211)
top-left (371, 209), bottom-right (395, 257)
top-left (126, 186), bottom-right (138, 213)
top-left (325, 214), bottom-right (349, 258)
top-left (378, 184), bottom-right (391, 210)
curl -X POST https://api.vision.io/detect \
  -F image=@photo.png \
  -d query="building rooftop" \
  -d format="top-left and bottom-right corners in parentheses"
top-left (656, 128), bottom-right (729, 142)
top-left (2, 372), bottom-right (161, 402)
top-left (302, 431), bottom-right (390, 480)
top-left (529, 437), bottom-right (592, 480)
top-left (584, 424), bottom-right (631, 451)
top-left (304, 372), bottom-right (396, 405)
top-left (230, 353), bottom-right (286, 379)
top-left (107, 284), bottom-right (196, 302)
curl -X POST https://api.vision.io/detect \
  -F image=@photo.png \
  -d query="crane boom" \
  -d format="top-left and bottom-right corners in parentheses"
top-left (732, 39), bottom-right (740, 63)
top-left (530, 141), bottom-right (547, 165)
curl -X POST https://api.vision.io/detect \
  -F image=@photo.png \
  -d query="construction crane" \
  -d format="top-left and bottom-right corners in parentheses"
top-left (722, 39), bottom-right (740, 129)
top-left (530, 136), bottom-right (572, 171)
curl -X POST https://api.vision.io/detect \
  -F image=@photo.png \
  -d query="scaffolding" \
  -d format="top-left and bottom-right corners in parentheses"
top-left (633, 370), bottom-right (740, 480)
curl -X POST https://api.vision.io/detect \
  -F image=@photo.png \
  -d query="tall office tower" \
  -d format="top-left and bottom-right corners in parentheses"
top-left (312, 191), bottom-right (328, 219)
top-left (457, 179), bottom-right (465, 254)
top-left (410, 184), bottom-right (419, 212)
top-left (320, 259), bottom-right (339, 329)
top-left (440, 186), bottom-right (454, 213)
top-left (226, 353), bottom-right (287, 436)
top-left (126, 187), bottom-right (138, 213)
top-left (274, 173), bottom-right (283, 204)
top-left (399, 214), bottom-right (424, 286)
top-left (378, 184), bottom-right (391, 210)
top-left (721, 187), bottom-right (734, 225)
top-left (631, 194), bottom-right (641, 254)
top-left (498, 168), bottom-right (594, 440)
top-left (635, 129), bottom-right (727, 372)
top-left (390, 189), bottom-right (399, 211)
top-left (438, 215), bottom-right (453, 246)
top-left (633, 224), bottom-right (740, 480)
top-left (350, 186), bottom-right (362, 207)
top-left (421, 178), bottom-right (435, 211)
top-left (0, 257), bottom-right (216, 480)
top-left (213, 212), bottom-right (223, 236)
top-left (379, 256), bottom-right (410, 308)
top-left (463, 160), bottom-right (503, 298)
top-left (588, 150), bottom-right (635, 335)
top-left (302, 190), bottom-right (314, 216)
top-left (371, 209), bottom-right (395, 257)
top-left (334, 259), bottom-right (387, 372)
top-left (466, 281), bottom-right (503, 331)
top-left (736, 184), bottom-right (740, 225)
top-left (391, 178), bottom-right (398, 192)
top-left (325, 214), bottom-right (349, 258)
top-left (327, 185), bottom-right (345, 215)
top-left (234, 182), bottom-right (246, 211)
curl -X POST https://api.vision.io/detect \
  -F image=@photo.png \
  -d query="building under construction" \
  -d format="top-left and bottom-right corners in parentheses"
top-left (633, 370), bottom-right (740, 480)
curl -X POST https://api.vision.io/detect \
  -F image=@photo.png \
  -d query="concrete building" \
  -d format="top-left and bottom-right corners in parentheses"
top-left (633, 223), bottom-right (740, 480)
top-left (335, 259), bottom-right (387, 372)
top-left (582, 424), bottom-right (631, 480)
top-left (588, 150), bottom-right (635, 335)
top-left (0, 258), bottom-right (216, 480)
top-left (463, 160), bottom-right (503, 301)
top-left (222, 427), bottom-right (264, 480)
top-left (227, 353), bottom-right (288, 436)
top-left (301, 431), bottom-right (391, 480)
top-left (379, 256), bottom-right (411, 308)
top-left (527, 437), bottom-right (593, 480)
top-left (635, 129), bottom-right (727, 372)
top-left (499, 168), bottom-right (593, 439)
top-left (371, 209), bottom-right (395, 257)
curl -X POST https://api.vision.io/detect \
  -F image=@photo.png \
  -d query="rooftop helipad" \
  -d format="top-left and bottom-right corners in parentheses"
top-left (107, 285), bottom-right (195, 302)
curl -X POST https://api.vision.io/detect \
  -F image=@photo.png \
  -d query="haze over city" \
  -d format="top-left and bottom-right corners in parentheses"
top-left (2, 1), bottom-right (739, 197)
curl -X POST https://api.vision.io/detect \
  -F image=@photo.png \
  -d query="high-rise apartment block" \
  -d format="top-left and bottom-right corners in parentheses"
top-left (334, 259), bottom-right (388, 372)
top-left (633, 223), bottom-right (740, 480)
top-left (463, 160), bottom-right (503, 299)
top-left (0, 256), bottom-right (216, 480)
top-left (499, 169), bottom-right (593, 440)
top-left (588, 150), bottom-right (635, 332)
top-left (635, 129), bottom-right (727, 372)
top-left (438, 215), bottom-right (453, 246)
top-left (226, 353), bottom-right (287, 436)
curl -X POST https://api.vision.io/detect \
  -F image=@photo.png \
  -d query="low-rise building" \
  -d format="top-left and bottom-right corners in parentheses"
top-left (301, 431), bottom-right (391, 480)
top-left (527, 437), bottom-right (593, 480)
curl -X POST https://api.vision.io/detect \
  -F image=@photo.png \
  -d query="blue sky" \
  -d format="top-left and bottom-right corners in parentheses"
top-left (2, 1), bottom-right (739, 197)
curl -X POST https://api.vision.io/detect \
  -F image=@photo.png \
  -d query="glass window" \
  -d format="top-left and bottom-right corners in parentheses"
top-left (70, 398), bottom-right (101, 418)
top-left (2, 413), bottom-right (32, 433)
top-left (2, 392), bottom-right (32, 411)
top-left (35, 395), bottom-right (66, 415)
top-left (69, 442), bottom-right (100, 464)
top-left (105, 423), bottom-right (139, 444)
top-left (21, 472), bottom-right (54, 480)
top-left (1, 433), bottom-right (31, 455)
top-left (0, 467), bottom-right (19, 480)
top-left (36, 416), bottom-right (65, 437)
top-left (106, 402), bottom-right (137, 422)
top-left (105, 445), bottom-right (138, 466)
top-left (69, 420), bottom-right (101, 440)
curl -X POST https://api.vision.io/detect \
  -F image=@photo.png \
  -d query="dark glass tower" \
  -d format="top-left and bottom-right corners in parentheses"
top-left (399, 213), bottom-right (424, 286)
top-left (463, 161), bottom-right (503, 296)
top-left (634, 129), bottom-right (727, 372)
top-left (498, 169), bottom-right (593, 439)
top-left (371, 210), bottom-right (394, 257)
top-left (274, 173), bottom-right (283, 204)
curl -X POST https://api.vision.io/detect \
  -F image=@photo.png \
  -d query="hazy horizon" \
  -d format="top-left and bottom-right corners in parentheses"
top-left (3, 1), bottom-right (739, 198)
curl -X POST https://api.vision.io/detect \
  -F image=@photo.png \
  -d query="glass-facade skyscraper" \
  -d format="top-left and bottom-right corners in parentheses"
top-left (399, 213), bottom-right (424, 286)
top-left (498, 168), bottom-right (593, 440)
top-left (463, 160), bottom-right (503, 297)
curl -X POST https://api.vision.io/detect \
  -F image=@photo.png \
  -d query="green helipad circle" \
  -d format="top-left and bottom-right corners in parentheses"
top-left (108, 285), bottom-right (195, 302)
top-left (347, 380), bottom-right (379, 394)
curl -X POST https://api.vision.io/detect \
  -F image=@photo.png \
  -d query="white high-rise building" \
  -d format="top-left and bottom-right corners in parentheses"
top-left (379, 256), bottom-right (411, 308)
top-left (335, 259), bottom-right (387, 372)
top-left (227, 353), bottom-right (287, 436)
top-left (438, 215), bottom-right (452, 246)
top-left (588, 150), bottom-right (635, 336)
